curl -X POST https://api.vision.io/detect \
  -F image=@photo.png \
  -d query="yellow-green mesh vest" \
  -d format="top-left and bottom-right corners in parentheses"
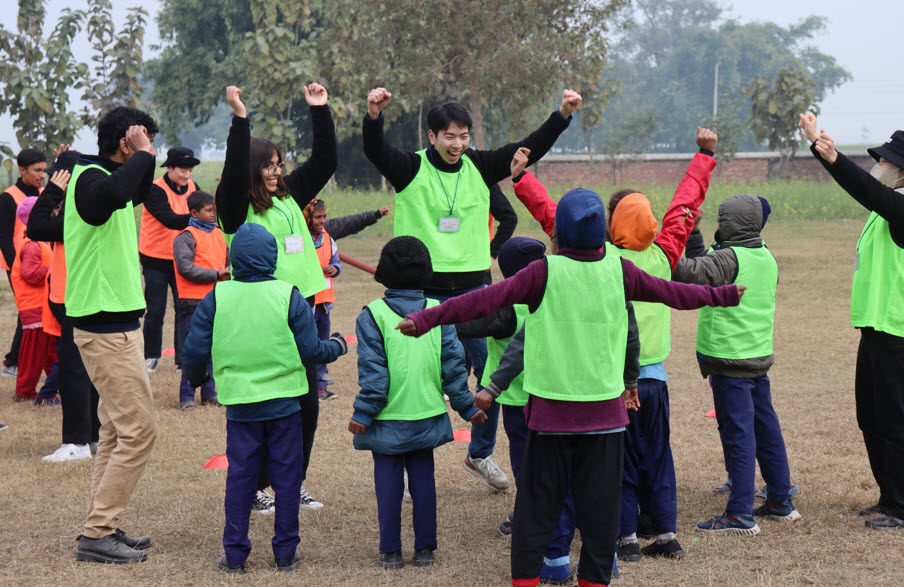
top-left (211, 279), bottom-right (306, 404)
top-left (368, 298), bottom-right (448, 421)
top-left (243, 197), bottom-right (326, 298)
top-left (606, 243), bottom-right (672, 365)
top-left (523, 255), bottom-right (627, 402)
top-left (851, 210), bottom-right (904, 337)
top-left (63, 162), bottom-right (145, 317)
top-left (480, 304), bottom-right (529, 406)
top-left (394, 151), bottom-right (490, 272)
top-left (696, 245), bottom-right (777, 359)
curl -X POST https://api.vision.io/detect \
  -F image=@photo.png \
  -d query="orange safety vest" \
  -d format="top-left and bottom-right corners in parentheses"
top-left (138, 176), bottom-right (195, 260)
top-left (1, 184), bottom-right (42, 271)
top-left (313, 229), bottom-right (335, 305)
top-left (11, 238), bottom-right (52, 313)
top-left (48, 242), bottom-right (66, 304)
top-left (174, 225), bottom-right (228, 301)
top-left (41, 269), bottom-right (61, 337)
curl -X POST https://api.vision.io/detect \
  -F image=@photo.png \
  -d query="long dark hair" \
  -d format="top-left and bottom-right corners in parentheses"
top-left (248, 137), bottom-right (289, 215)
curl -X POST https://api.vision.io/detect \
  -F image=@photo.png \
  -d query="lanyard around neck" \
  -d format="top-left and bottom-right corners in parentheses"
top-left (428, 148), bottom-right (461, 216)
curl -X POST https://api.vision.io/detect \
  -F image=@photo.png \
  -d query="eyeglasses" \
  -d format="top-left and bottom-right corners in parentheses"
top-left (263, 162), bottom-right (286, 175)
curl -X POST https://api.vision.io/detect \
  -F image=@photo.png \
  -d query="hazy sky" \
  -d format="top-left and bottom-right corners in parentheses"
top-left (1, 0), bottom-right (901, 153)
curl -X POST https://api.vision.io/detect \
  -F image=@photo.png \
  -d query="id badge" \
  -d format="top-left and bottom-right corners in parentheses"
top-left (438, 216), bottom-right (461, 233)
top-left (285, 235), bottom-right (304, 254)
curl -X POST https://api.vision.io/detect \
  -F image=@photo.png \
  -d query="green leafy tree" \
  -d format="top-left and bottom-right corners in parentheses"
top-left (601, 105), bottom-right (659, 184)
top-left (749, 66), bottom-right (818, 176)
top-left (0, 0), bottom-right (86, 155)
top-left (698, 87), bottom-right (747, 163)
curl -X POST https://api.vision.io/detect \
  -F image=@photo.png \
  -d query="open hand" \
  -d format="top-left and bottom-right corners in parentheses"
top-left (469, 409), bottom-right (488, 426)
top-left (396, 318), bottom-right (417, 336)
top-left (623, 388), bottom-right (640, 411)
top-left (304, 83), bottom-right (328, 106)
top-left (798, 112), bottom-right (818, 143)
top-left (348, 420), bottom-right (367, 434)
top-left (53, 144), bottom-right (70, 159)
top-left (49, 169), bottom-right (71, 191)
top-left (696, 126), bottom-right (718, 152)
top-left (474, 390), bottom-right (495, 411)
top-left (367, 87), bottom-right (392, 119)
top-left (125, 125), bottom-right (155, 157)
top-left (814, 129), bottom-right (837, 164)
top-left (510, 147), bottom-right (531, 178)
top-left (559, 89), bottom-right (582, 118)
top-left (226, 86), bottom-right (246, 118)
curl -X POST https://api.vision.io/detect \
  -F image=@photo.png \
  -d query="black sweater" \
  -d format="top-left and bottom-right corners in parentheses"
top-left (362, 109), bottom-right (570, 292)
top-left (811, 144), bottom-right (904, 248)
top-left (216, 106), bottom-right (338, 235)
top-left (0, 179), bottom-right (41, 268)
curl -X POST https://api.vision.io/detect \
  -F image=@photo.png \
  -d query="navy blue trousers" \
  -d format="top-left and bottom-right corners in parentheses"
top-left (223, 412), bottom-right (304, 564)
top-left (373, 448), bottom-right (437, 553)
top-left (620, 379), bottom-right (677, 535)
top-left (178, 310), bottom-right (215, 403)
top-left (711, 374), bottom-right (792, 515)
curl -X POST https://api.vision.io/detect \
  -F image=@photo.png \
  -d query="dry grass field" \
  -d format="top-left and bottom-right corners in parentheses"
top-left (1, 218), bottom-right (903, 586)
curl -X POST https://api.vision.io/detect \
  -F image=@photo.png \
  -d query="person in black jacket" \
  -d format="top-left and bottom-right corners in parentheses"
top-left (800, 113), bottom-right (904, 531)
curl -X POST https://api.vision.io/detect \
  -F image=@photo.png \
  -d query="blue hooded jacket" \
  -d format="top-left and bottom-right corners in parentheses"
top-left (183, 224), bottom-right (343, 420)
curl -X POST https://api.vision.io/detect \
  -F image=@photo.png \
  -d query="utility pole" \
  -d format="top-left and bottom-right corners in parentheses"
top-left (713, 63), bottom-right (720, 117)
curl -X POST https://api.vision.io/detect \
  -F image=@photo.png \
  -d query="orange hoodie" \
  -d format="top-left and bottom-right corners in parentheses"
top-left (610, 193), bottom-right (658, 251)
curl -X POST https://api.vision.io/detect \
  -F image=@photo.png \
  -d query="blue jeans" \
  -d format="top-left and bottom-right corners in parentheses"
top-left (710, 374), bottom-right (792, 515)
top-left (426, 286), bottom-right (496, 458)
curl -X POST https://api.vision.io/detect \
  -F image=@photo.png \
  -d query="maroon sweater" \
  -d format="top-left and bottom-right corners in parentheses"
top-left (406, 250), bottom-right (741, 432)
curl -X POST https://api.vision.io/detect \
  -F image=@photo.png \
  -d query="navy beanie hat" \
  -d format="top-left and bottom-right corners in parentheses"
top-left (374, 236), bottom-right (433, 290)
top-left (757, 196), bottom-right (772, 228)
top-left (498, 237), bottom-right (546, 279)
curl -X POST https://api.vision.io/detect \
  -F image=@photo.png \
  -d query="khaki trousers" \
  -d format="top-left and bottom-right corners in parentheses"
top-left (74, 328), bottom-right (157, 538)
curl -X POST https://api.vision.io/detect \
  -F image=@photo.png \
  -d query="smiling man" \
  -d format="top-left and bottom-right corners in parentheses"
top-left (1, 148), bottom-right (47, 377)
top-left (362, 87), bottom-right (580, 493)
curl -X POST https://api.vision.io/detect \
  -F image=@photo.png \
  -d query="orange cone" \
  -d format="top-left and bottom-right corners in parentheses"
top-left (203, 455), bottom-right (229, 469)
top-left (705, 408), bottom-right (717, 418)
top-left (453, 429), bottom-right (471, 442)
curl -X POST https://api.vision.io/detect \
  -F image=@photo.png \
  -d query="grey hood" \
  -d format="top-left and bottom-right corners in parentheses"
top-left (715, 194), bottom-right (763, 248)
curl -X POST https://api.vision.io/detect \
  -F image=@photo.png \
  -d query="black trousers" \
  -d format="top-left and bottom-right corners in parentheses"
top-left (4, 270), bottom-right (22, 367)
top-left (511, 430), bottom-right (623, 585)
top-left (50, 301), bottom-right (100, 445)
top-left (855, 327), bottom-right (904, 518)
top-left (141, 261), bottom-right (185, 363)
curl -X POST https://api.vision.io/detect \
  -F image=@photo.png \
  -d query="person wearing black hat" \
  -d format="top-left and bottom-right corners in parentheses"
top-left (349, 235), bottom-right (487, 570)
top-left (800, 114), bottom-right (904, 531)
top-left (138, 146), bottom-right (201, 373)
top-left (0, 148), bottom-right (47, 377)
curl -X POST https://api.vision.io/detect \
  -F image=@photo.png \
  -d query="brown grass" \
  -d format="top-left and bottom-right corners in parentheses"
top-left (1, 219), bottom-right (903, 586)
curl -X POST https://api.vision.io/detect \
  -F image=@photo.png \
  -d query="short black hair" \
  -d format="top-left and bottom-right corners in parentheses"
top-left (17, 148), bottom-right (46, 168)
top-left (187, 190), bottom-right (214, 212)
top-left (97, 107), bottom-right (159, 157)
top-left (426, 102), bottom-right (472, 134)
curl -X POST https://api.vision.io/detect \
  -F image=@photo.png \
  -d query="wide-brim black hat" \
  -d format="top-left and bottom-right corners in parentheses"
top-left (374, 236), bottom-right (433, 290)
top-left (160, 146), bottom-right (200, 168)
top-left (867, 130), bottom-right (904, 170)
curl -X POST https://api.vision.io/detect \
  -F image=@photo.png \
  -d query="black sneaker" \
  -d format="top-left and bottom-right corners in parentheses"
top-left (617, 540), bottom-right (641, 562)
top-left (217, 554), bottom-right (246, 574)
top-left (641, 538), bottom-right (686, 559)
top-left (413, 548), bottom-right (435, 567)
top-left (865, 514), bottom-right (904, 531)
top-left (858, 503), bottom-right (888, 517)
top-left (276, 550), bottom-right (301, 572)
top-left (114, 528), bottom-right (152, 550)
top-left (752, 499), bottom-right (802, 522)
top-left (75, 534), bottom-right (148, 564)
top-left (319, 389), bottom-right (336, 401)
top-left (380, 550), bottom-right (403, 570)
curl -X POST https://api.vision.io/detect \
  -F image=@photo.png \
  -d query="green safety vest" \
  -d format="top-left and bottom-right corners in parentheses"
top-left (394, 151), bottom-right (491, 272)
top-left (211, 279), bottom-right (306, 405)
top-left (696, 245), bottom-right (777, 359)
top-left (243, 197), bottom-right (325, 298)
top-left (851, 210), bottom-right (904, 337)
top-left (606, 243), bottom-right (672, 366)
top-left (368, 297), bottom-right (448, 420)
top-left (480, 304), bottom-right (529, 406)
top-left (63, 162), bottom-right (145, 317)
top-left (523, 255), bottom-right (627, 402)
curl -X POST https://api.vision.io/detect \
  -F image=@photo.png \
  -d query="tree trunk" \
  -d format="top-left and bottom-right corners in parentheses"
top-left (469, 68), bottom-right (485, 150)
top-left (588, 132), bottom-right (595, 186)
top-left (418, 103), bottom-right (423, 151)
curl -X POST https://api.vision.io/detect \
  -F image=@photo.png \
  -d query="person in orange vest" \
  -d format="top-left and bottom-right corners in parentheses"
top-left (10, 196), bottom-right (59, 403)
top-left (304, 198), bottom-right (341, 400)
top-left (1, 148), bottom-right (47, 378)
top-left (173, 191), bottom-right (229, 412)
top-left (139, 146), bottom-right (201, 373)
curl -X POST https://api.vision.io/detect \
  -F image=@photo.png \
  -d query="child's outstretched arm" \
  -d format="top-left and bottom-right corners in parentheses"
top-left (288, 287), bottom-right (347, 364)
top-left (622, 257), bottom-right (742, 308)
top-left (184, 293), bottom-right (216, 387)
top-left (672, 247), bottom-right (738, 286)
top-left (324, 207), bottom-right (389, 240)
top-left (440, 324), bottom-right (483, 424)
top-left (478, 325), bottom-right (526, 410)
top-left (511, 147), bottom-right (557, 238)
top-left (350, 308), bottom-right (390, 433)
top-left (655, 127), bottom-right (718, 269)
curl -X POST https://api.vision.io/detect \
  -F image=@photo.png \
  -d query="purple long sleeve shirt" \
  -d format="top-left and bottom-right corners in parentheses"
top-left (406, 249), bottom-right (741, 433)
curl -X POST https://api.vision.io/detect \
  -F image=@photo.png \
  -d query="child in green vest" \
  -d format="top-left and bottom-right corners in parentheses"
top-left (183, 223), bottom-right (348, 574)
top-left (348, 235), bottom-right (488, 570)
top-left (674, 194), bottom-right (800, 535)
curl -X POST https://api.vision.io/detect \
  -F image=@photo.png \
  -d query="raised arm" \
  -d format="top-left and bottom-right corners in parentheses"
top-left (284, 83), bottom-right (338, 209)
top-left (27, 168), bottom-right (70, 243)
top-left (215, 86), bottom-right (251, 234)
top-left (361, 87), bottom-right (423, 192)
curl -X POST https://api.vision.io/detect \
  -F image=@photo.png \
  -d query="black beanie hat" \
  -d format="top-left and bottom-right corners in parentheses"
top-left (498, 237), bottom-right (546, 279)
top-left (374, 236), bottom-right (433, 290)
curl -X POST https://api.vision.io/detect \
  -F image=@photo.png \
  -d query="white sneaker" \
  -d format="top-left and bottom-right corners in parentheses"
top-left (300, 486), bottom-right (324, 510)
top-left (42, 443), bottom-right (92, 462)
top-left (464, 455), bottom-right (510, 490)
top-left (145, 358), bottom-right (158, 372)
top-left (252, 490), bottom-right (275, 515)
top-left (1, 364), bottom-right (17, 378)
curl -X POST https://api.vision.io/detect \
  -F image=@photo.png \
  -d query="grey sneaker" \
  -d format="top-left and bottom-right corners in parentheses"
top-left (75, 534), bottom-right (148, 564)
top-left (300, 486), bottom-right (323, 510)
top-left (463, 455), bottom-right (510, 490)
top-left (1, 364), bottom-right (17, 378)
top-left (253, 490), bottom-right (275, 515)
top-left (865, 514), bottom-right (904, 531)
top-left (145, 358), bottom-right (158, 373)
